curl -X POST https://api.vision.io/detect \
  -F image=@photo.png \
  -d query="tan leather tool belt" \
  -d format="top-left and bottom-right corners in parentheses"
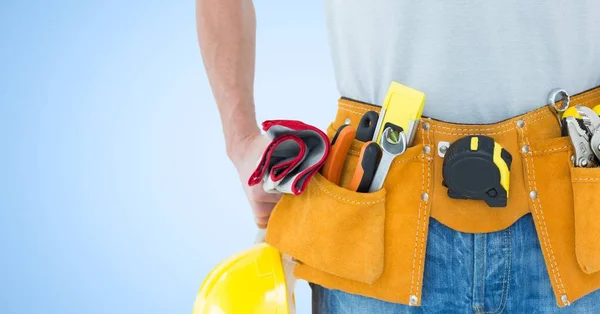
top-left (265, 86), bottom-right (600, 307)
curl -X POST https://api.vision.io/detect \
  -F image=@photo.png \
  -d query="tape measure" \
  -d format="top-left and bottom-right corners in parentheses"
top-left (442, 135), bottom-right (512, 207)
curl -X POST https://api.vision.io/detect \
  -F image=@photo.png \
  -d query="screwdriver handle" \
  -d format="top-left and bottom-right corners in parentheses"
top-left (348, 142), bottom-right (381, 192)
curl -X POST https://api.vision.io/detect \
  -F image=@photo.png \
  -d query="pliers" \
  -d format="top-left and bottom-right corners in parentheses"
top-left (321, 111), bottom-right (383, 192)
top-left (564, 105), bottom-right (600, 167)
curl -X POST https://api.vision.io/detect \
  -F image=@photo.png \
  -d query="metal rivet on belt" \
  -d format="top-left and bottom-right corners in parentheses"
top-left (421, 192), bottom-right (429, 202)
top-left (344, 118), bottom-right (351, 125)
top-left (438, 141), bottom-right (450, 158)
top-left (516, 120), bottom-right (525, 128)
top-left (422, 122), bottom-right (430, 131)
top-left (529, 191), bottom-right (538, 199)
top-left (561, 294), bottom-right (570, 306)
top-left (521, 145), bottom-right (530, 154)
top-left (423, 145), bottom-right (431, 155)
top-left (409, 295), bottom-right (418, 306)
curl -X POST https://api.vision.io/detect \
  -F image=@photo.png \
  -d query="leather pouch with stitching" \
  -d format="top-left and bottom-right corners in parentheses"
top-left (265, 147), bottom-right (387, 284)
top-left (526, 134), bottom-right (600, 305)
top-left (571, 166), bottom-right (600, 274)
top-left (266, 123), bottom-right (430, 304)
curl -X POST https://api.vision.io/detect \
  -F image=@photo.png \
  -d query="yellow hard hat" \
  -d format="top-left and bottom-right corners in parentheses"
top-left (193, 242), bottom-right (293, 314)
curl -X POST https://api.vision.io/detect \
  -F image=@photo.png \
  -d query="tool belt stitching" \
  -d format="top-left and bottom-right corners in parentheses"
top-left (533, 146), bottom-right (570, 156)
top-left (346, 148), bottom-right (427, 165)
top-left (311, 178), bottom-right (386, 205)
top-left (576, 91), bottom-right (598, 101)
top-left (393, 155), bottom-right (428, 165)
top-left (339, 102), bottom-right (552, 132)
top-left (418, 126), bottom-right (433, 295)
top-left (409, 127), bottom-right (427, 297)
top-left (519, 125), bottom-right (568, 295)
top-left (430, 112), bottom-right (554, 136)
top-left (339, 103), bottom-right (548, 133)
top-left (432, 128), bottom-right (513, 136)
top-left (431, 109), bottom-right (550, 132)
top-left (572, 178), bottom-right (600, 182)
top-left (339, 106), bottom-right (368, 116)
top-left (576, 94), bottom-right (600, 104)
top-left (581, 97), bottom-right (600, 106)
top-left (527, 127), bottom-right (568, 295)
top-left (339, 88), bottom-right (597, 127)
top-left (408, 180), bottom-right (421, 296)
top-left (339, 103), bottom-right (559, 139)
top-left (338, 101), bottom-right (379, 112)
top-left (525, 112), bottom-right (558, 125)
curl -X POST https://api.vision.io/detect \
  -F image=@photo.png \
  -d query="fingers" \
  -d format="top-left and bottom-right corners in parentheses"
top-left (257, 191), bottom-right (282, 204)
top-left (232, 133), bottom-right (285, 228)
top-left (255, 218), bottom-right (268, 229)
top-left (247, 186), bottom-right (281, 228)
top-left (252, 200), bottom-right (276, 229)
top-left (247, 184), bottom-right (282, 203)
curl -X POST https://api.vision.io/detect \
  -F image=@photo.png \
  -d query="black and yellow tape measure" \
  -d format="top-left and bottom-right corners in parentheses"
top-left (442, 135), bottom-right (513, 207)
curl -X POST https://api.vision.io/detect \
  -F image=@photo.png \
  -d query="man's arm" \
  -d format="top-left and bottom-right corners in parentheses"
top-left (196, 0), bottom-right (279, 228)
top-left (196, 0), bottom-right (258, 158)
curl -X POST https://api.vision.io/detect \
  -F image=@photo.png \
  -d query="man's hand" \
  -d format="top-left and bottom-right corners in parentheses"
top-left (230, 133), bottom-right (281, 229)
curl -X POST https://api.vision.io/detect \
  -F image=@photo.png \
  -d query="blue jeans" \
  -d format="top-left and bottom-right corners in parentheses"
top-left (312, 214), bottom-right (600, 313)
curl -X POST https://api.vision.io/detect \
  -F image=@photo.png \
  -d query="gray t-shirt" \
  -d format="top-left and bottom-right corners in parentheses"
top-left (323, 1), bottom-right (600, 123)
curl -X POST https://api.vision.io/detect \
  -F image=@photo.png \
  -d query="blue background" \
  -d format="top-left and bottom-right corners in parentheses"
top-left (1, 1), bottom-right (338, 313)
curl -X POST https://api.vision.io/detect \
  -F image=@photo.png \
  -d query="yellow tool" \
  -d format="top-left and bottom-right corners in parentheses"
top-left (561, 106), bottom-right (585, 136)
top-left (563, 106), bottom-right (582, 119)
top-left (193, 242), bottom-right (294, 314)
top-left (372, 82), bottom-right (426, 146)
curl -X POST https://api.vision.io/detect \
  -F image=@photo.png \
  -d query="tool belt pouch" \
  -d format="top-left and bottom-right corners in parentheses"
top-left (266, 170), bottom-right (387, 284)
top-left (571, 166), bottom-right (600, 274)
top-left (266, 124), bottom-right (391, 284)
top-left (266, 120), bottom-right (429, 292)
